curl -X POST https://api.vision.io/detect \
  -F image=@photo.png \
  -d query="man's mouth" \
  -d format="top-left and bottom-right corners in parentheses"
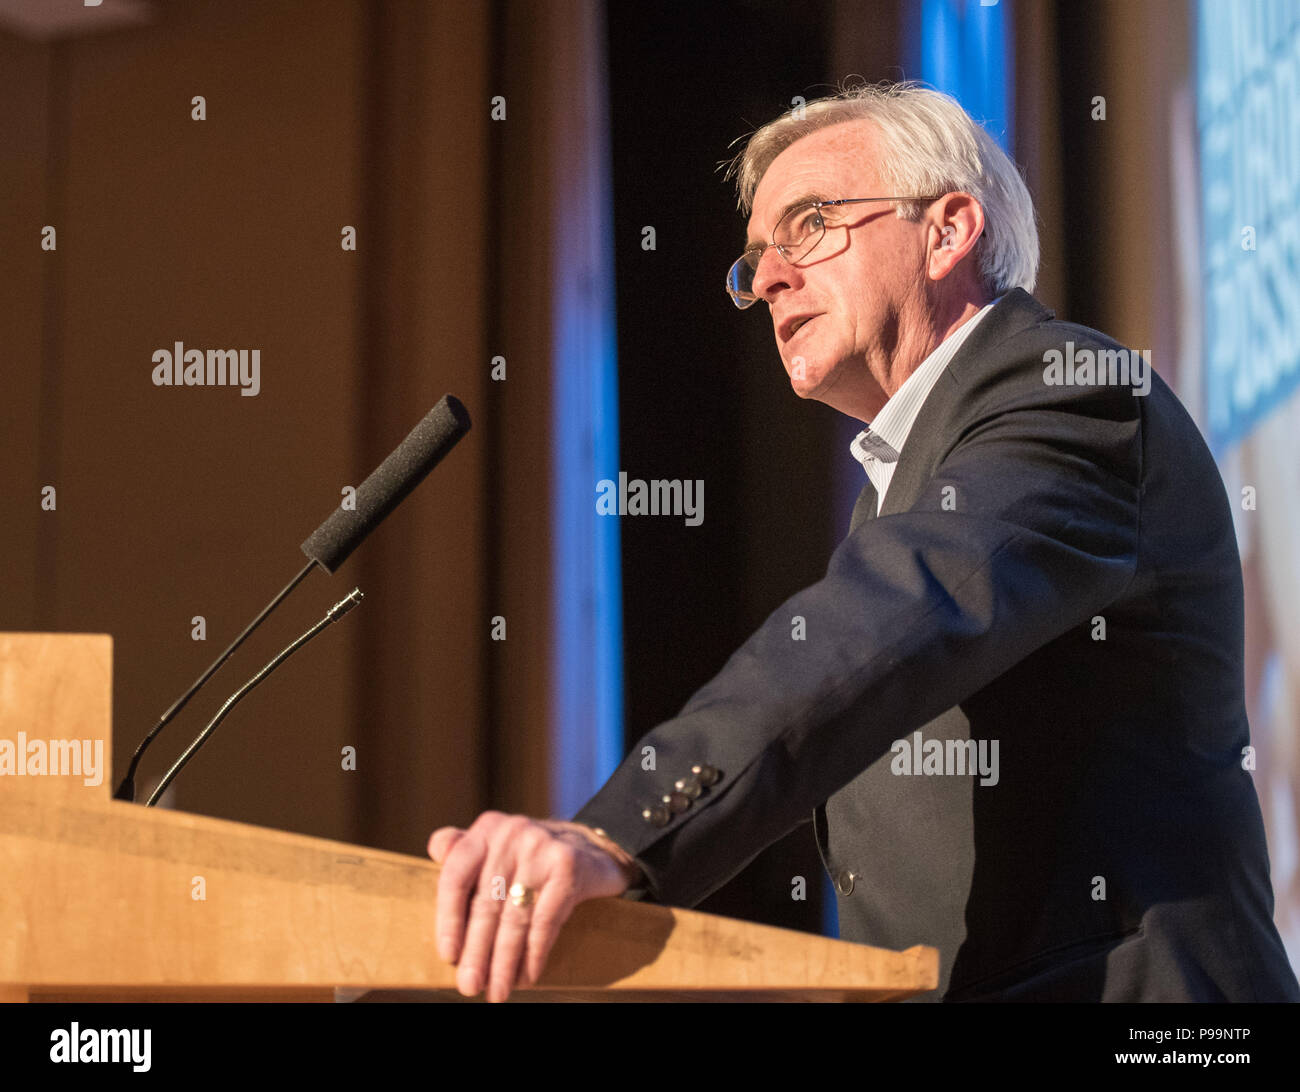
top-left (782, 314), bottom-right (820, 343)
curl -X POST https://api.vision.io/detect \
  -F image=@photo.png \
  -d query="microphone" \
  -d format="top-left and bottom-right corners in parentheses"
top-left (302, 394), bottom-right (472, 573)
top-left (145, 589), bottom-right (365, 806)
top-left (113, 395), bottom-right (472, 802)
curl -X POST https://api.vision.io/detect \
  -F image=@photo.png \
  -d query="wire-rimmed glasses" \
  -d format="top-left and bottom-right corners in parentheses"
top-left (725, 195), bottom-right (944, 309)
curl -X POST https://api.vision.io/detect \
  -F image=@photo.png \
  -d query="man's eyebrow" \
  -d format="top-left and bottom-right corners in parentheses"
top-left (745, 192), bottom-right (828, 250)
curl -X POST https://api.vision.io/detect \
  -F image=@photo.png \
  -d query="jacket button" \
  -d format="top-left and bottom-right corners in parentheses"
top-left (674, 775), bottom-right (702, 799)
top-left (663, 791), bottom-right (691, 814)
top-left (835, 869), bottom-right (856, 896)
top-left (642, 804), bottom-right (670, 827)
top-left (692, 764), bottom-right (721, 786)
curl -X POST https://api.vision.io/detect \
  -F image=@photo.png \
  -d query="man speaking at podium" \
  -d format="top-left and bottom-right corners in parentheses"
top-left (429, 83), bottom-right (1299, 1003)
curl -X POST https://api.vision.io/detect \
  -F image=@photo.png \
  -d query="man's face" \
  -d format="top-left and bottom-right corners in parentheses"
top-left (745, 120), bottom-right (933, 418)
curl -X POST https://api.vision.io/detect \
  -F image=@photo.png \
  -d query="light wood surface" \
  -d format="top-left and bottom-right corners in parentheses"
top-left (0, 633), bottom-right (938, 1002)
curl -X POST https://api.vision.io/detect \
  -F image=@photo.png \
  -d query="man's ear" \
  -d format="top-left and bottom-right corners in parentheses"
top-left (926, 193), bottom-right (984, 282)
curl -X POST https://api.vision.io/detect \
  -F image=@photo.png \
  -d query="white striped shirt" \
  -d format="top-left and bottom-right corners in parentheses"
top-left (850, 298), bottom-right (1000, 515)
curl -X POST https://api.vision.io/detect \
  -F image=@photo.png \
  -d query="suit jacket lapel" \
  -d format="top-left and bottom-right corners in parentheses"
top-left (849, 481), bottom-right (879, 533)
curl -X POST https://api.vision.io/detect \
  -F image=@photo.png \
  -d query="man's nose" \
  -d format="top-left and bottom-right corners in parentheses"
top-left (751, 245), bottom-right (799, 301)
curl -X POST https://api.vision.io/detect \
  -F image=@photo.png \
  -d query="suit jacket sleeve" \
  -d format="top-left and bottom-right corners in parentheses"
top-left (574, 351), bottom-right (1142, 910)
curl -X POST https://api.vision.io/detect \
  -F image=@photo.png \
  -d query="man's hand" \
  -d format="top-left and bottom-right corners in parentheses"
top-left (428, 812), bottom-right (642, 1002)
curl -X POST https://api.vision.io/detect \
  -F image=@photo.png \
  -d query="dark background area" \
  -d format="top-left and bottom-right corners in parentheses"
top-left (609, 0), bottom-right (845, 934)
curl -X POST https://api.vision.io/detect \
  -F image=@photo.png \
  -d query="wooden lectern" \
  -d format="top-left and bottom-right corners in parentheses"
top-left (0, 633), bottom-right (937, 1002)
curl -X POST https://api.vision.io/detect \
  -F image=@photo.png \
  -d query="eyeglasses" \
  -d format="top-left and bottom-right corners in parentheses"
top-left (725, 195), bottom-right (944, 309)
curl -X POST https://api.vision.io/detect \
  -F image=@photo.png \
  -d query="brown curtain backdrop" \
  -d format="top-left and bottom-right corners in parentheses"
top-left (0, 0), bottom-right (593, 857)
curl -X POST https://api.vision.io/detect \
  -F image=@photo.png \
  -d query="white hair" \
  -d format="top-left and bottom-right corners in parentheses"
top-left (725, 80), bottom-right (1039, 295)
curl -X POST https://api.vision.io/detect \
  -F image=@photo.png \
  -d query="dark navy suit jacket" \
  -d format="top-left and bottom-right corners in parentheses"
top-left (575, 289), bottom-right (1299, 1002)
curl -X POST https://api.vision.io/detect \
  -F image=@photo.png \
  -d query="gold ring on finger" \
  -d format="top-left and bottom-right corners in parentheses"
top-left (508, 882), bottom-right (536, 909)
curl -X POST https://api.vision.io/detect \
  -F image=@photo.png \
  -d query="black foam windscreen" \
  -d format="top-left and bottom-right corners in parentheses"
top-left (301, 394), bottom-right (471, 574)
